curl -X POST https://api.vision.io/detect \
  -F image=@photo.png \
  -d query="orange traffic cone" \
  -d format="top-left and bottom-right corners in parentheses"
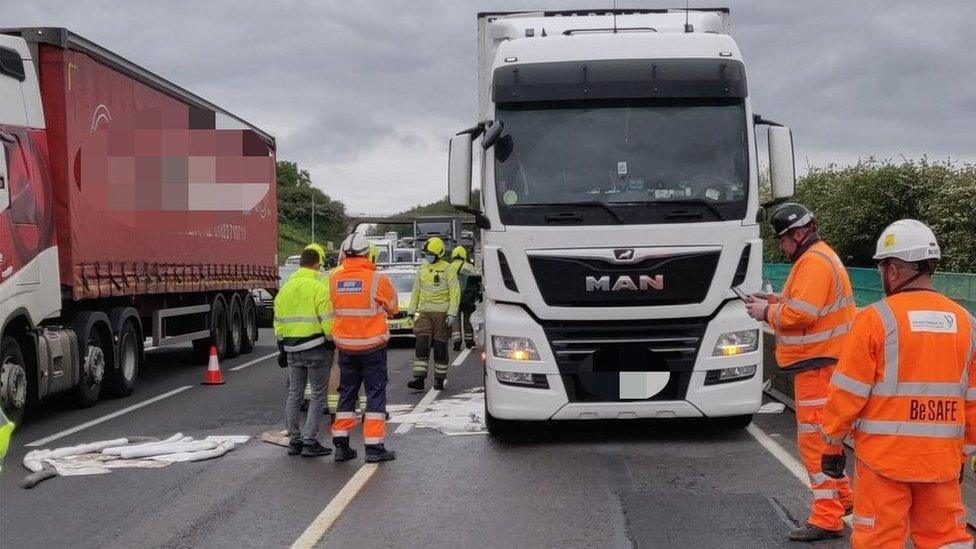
top-left (202, 345), bottom-right (225, 385)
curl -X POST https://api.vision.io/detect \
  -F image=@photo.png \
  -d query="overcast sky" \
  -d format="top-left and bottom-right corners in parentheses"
top-left (5, 1), bottom-right (975, 214)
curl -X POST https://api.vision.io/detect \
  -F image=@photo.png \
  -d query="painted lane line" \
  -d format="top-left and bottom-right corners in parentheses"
top-left (453, 347), bottom-right (473, 367)
top-left (394, 388), bottom-right (440, 435)
top-left (26, 385), bottom-right (194, 447)
top-left (746, 423), bottom-right (853, 526)
top-left (228, 351), bottom-right (279, 371)
top-left (290, 463), bottom-right (379, 549)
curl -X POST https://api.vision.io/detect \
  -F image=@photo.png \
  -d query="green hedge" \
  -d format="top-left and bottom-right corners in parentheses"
top-left (762, 160), bottom-right (976, 272)
top-left (763, 264), bottom-right (976, 314)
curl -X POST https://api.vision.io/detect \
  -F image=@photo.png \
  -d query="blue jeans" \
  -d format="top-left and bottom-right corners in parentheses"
top-left (285, 346), bottom-right (332, 444)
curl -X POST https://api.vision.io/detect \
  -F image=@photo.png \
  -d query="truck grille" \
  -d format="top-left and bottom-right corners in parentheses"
top-left (528, 251), bottom-right (720, 307)
top-left (540, 317), bottom-right (708, 402)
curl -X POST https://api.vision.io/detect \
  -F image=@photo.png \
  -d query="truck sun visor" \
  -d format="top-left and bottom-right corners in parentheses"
top-left (493, 58), bottom-right (746, 103)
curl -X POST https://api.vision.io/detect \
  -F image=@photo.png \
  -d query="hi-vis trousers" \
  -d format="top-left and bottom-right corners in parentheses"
top-left (795, 367), bottom-right (854, 531)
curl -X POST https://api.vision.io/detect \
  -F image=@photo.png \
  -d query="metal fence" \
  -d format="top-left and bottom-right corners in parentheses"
top-left (763, 264), bottom-right (976, 314)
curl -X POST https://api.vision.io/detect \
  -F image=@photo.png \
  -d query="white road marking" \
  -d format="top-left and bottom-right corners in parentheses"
top-left (290, 346), bottom-right (471, 545)
top-left (394, 388), bottom-right (440, 435)
top-left (25, 386), bottom-right (194, 447)
top-left (290, 463), bottom-right (378, 548)
top-left (747, 423), bottom-right (853, 526)
top-left (228, 351), bottom-right (279, 371)
top-left (453, 347), bottom-right (473, 367)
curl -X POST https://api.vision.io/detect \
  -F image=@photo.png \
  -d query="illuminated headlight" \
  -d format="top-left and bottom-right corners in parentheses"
top-left (704, 365), bottom-right (757, 385)
top-left (712, 329), bottom-right (759, 356)
top-left (492, 336), bottom-right (540, 361)
top-left (496, 371), bottom-right (549, 388)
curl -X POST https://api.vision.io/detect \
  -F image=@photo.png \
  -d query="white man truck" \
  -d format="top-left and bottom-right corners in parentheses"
top-left (447, 9), bottom-right (797, 434)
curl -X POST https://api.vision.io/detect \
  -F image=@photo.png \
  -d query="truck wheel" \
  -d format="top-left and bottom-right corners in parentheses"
top-left (71, 312), bottom-right (111, 408)
top-left (107, 318), bottom-right (141, 397)
top-left (241, 295), bottom-right (258, 354)
top-left (1, 336), bottom-right (32, 425)
top-left (226, 294), bottom-right (244, 359)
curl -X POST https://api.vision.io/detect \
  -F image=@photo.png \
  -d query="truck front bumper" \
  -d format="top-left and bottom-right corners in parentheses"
top-left (485, 301), bottom-right (763, 421)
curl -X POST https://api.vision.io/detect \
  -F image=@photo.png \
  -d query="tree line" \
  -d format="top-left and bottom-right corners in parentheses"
top-left (762, 159), bottom-right (976, 273)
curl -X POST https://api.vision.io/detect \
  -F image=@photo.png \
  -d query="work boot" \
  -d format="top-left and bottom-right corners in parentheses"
top-left (365, 448), bottom-right (397, 463)
top-left (301, 441), bottom-right (333, 457)
top-left (434, 378), bottom-right (445, 391)
top-left (453, 340), bottom-right (462, 352)
top-left (407, 377), bottom-right (425, 391)
top-left (334, 445), bottom-right (358, 462)
top-left (465, 339), bottom-right (475, 349)
top-left (287, 439), bottom-right (303, 456)
top-left (787, 524), bottom-right (843, 542)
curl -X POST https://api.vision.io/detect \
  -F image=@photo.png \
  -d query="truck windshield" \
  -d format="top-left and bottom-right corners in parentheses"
top-left (416, 221), bottom-right (452, 236)
top-left (494, 98), bottom-right (749, 225)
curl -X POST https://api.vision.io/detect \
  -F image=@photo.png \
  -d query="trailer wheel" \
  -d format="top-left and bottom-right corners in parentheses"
top-left (241, 294), bottom-right (258, 354)
top-left (1, 336), bottom-right (32, 425)
top-left (226, 294), bottom-right (244, 359)
top-left (194, 294), bottom-right (230, 361)
top-left (70, 312), bottom-right (112, 408)
top-left (107, 318), bottom-right (141, 397)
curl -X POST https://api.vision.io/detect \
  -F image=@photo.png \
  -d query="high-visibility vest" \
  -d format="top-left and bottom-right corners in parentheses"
top-left (767, 240), bottom-right (856, 370)
top-left (409, 259), bottom-right (460, 316)
top-left (331, 258), bottom-right (398, 352)
top-left (0, 408), bottom-right (12, 472)
top-left (823, 290), bottom-right (976, 482)
top-left (273, 268), bottom-right (334, 352)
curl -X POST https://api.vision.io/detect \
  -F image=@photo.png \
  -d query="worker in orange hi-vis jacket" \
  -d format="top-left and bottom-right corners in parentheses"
top-left (329, 233), bottom-right (399, 463)
top-left (745, 203), bottom-right (855, 543)
top-left (821, 219), bottom-right (975, 549)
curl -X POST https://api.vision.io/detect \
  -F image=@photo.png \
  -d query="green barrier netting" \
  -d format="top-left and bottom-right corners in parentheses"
top-left (763, 264), bottom-right (976, 314)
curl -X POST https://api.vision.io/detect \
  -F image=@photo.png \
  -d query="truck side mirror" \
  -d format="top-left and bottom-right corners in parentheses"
top-left (448, 132), bottom-right (473, 208)
top-left (768, 126), bottom-right (796, 200)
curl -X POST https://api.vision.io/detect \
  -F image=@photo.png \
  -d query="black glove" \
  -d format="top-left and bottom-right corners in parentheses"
top-left (821, 453), bottom-right (847, 479)
top-left (277, 343), bottom-right (288, 368)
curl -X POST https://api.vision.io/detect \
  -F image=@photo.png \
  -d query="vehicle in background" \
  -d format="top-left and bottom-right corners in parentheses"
top-left (447, 9), bottom-right (797, 434)
top-left (414, 215), bottom-right (459, 251)
top-left (0, 28), bottom-right (277, 423)
top-left (393, 248), bottom-right (417, 265)
top-left (283, 255), bottom-right (301, 267)
top-left (382, 267), bottom-right (418, 339)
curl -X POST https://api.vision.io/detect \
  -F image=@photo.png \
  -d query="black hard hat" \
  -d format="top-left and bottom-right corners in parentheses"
top-left (770, 203), bottom-right (815, 236)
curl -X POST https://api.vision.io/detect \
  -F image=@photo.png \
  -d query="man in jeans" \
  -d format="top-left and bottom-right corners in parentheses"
top-left (274, 247), bottom-right (335, 457)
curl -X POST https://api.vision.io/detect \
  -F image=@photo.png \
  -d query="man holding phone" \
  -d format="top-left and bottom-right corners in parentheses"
top-left (744, 203), bottom-right (857, 542)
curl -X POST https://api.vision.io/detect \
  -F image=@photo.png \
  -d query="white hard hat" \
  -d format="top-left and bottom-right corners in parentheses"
top-left (873, 219), bottom-right (941, 262)
top-left (341, 233), bottom-right (371, 256)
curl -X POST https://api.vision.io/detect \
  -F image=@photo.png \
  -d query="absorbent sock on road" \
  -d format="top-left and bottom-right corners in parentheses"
top-left (20, 433), bottom-right (250, 487)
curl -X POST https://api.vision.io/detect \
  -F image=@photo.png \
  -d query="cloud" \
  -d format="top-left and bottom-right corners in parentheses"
top-left (4, 0), bottom-right (974, 212)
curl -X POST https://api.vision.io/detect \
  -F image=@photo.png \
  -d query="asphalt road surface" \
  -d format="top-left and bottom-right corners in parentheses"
top-left (2, 328), bottom-right (851, 548)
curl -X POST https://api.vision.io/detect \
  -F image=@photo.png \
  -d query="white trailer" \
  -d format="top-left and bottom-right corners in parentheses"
top-left (447, 9), bottom-right (797, 434)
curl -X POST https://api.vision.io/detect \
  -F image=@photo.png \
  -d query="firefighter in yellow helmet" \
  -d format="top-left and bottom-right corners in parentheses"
top-left (447, 246), bottom-right (481, 351)
top-left (407, 237), bottom-right (460, 390)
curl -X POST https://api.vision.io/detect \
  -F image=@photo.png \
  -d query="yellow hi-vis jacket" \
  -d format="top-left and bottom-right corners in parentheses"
top-left (274, 267), bottom-right (334, 352)
top-left (0, 408), bottom-right (12, 472)
top-left (409, 259), bottom-right (460, 316)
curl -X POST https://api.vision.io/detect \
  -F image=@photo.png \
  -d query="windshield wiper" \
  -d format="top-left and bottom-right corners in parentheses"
top-left (657, 199), bottom-right (725, 221)
top-left (550, 201), bottom-right (624, 223)
top-left (511, 201), bottom-right (624, 224)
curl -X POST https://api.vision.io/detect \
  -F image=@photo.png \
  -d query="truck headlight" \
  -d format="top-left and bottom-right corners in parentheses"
top-left (492, 336), bottom-right (540, 361)
top-left (712, 329), bottom-right (759, 356)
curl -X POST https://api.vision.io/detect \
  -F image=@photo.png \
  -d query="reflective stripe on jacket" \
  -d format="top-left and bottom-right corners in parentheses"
top-left (409, 259), bottom-right (460, 316)
top-left (331, 257), bottom-right (398, 352)
top-left (822, 290), bottom-right (976, 482)
top-left (274, 267), bottom-right (334, 352)
top-left (767, 240), bottom-right (856, 369)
